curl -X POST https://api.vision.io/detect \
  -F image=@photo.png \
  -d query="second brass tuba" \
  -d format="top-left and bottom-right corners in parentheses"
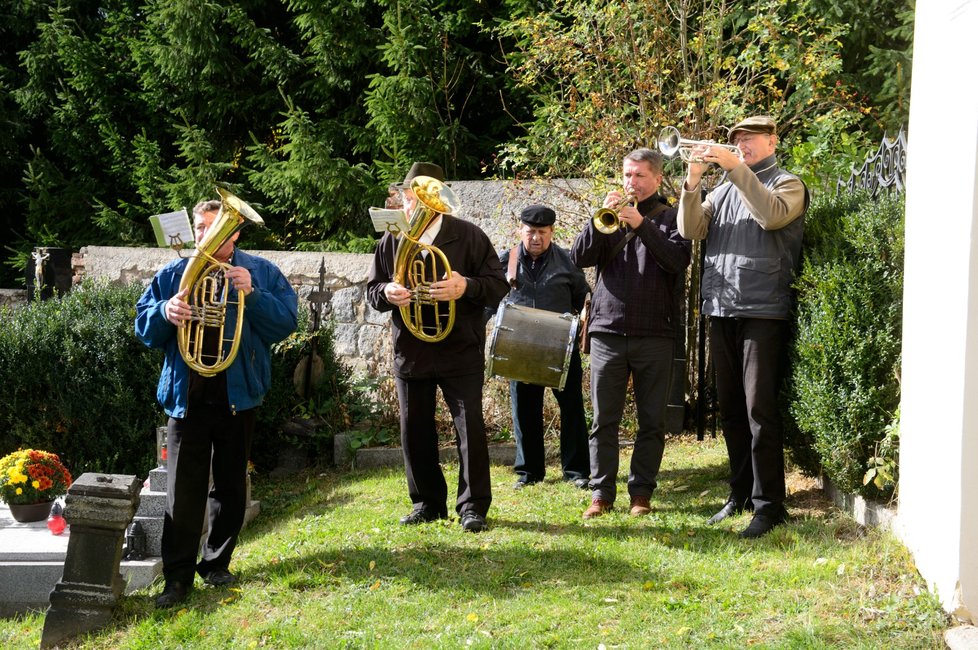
top-left (177, 187), bottom-right (265, 377)
top-left (393, 175), bottom-right (459, 343)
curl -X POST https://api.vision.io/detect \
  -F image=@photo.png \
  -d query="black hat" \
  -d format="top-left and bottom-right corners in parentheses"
top-left (396, 162), bottom-right (445, 188)
top-left (728, 115), bottom-right (777, 142)
top-left (520, 204), bottom-right (556, 227)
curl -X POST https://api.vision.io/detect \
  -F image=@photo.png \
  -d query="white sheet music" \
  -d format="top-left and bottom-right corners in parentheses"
top-left (369, 207), bottom-right (410, 235)
top-left (149, 208), bottom-right (193, 249)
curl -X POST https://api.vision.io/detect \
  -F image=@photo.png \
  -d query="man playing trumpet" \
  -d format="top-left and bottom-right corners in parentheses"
top-left (571, 149), bottom-right (691, 519)
top-left (676, 115), bottom-right (808, 539)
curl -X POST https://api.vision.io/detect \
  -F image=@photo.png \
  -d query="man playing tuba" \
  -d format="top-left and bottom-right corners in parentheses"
top-left (136, 196), bottom-right (297, 608)
top-left (367, 162), bottom-right (509, 533)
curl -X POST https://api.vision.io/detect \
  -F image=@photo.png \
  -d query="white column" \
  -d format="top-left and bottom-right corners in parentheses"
top-left (898, 0), bottom-right (978, 622)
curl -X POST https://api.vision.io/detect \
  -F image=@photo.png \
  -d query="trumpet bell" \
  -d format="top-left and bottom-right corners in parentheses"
top-left (592, 208), bottom-right (621, 234)
top-left (657, 126), bottom-right (682, 159)
top-left (410, 175), bottom-right (459, 217)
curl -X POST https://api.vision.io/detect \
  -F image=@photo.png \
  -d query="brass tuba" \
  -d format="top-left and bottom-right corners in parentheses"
top-left (177, 187), bottom-right (265, 376)
top-left (392, 175), bottom-right (458, 343)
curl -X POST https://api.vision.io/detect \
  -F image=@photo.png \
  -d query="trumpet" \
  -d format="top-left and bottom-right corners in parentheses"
top-left (592, 193), bottom-right (636, 234)
top-left (657, 126), bottom-right (743, 163)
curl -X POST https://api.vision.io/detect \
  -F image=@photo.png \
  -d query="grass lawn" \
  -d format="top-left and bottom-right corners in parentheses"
top-left (0, 436), bottom-right (947, 648)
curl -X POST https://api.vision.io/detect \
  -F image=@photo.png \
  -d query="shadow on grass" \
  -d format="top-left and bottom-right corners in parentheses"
top-left (242, 542), bottom-right (661, 596)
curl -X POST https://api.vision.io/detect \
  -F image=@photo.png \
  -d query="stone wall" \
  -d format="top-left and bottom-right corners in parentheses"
top-left (70, 178), bottom-right (604, 380)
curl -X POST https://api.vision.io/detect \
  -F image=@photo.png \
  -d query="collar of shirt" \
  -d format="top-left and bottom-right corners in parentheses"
top-left (419, 216), bottom-right (443, 247)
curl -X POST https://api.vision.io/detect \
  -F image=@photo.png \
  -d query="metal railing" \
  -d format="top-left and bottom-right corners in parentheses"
top-left (837, 127), bottom-right (908, 197)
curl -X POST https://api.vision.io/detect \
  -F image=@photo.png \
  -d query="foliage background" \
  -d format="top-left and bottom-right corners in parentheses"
top-left (0, 0), bottom-right (913, 287)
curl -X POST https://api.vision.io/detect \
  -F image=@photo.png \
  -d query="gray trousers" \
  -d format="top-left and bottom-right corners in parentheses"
top-left (588, 332), bottom-right (674, 503)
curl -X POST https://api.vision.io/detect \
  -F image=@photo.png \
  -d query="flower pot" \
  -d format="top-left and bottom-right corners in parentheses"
top-left (7, 500), bottom-right (54, 523)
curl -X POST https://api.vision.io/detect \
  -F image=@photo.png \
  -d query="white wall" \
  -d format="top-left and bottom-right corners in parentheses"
top-left (897, 0), bottom-right (978, 622)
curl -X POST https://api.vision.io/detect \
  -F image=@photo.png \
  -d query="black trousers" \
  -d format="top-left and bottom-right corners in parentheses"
top-left (395, 373), bottom-right (492, 517)
top-left (709, 317), bottom-right (788, 517)
top-left (511, 348), bottom-right (589, 482)
top-left (163, 408), bottom-right (255, 584)
top-left (588, 333), bottom-right (674, 503)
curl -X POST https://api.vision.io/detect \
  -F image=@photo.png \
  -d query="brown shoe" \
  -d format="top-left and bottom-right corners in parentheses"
top-left (630, 496), bottom-right (652, 516)
top-left (583, 498), bottom-right (613, 519)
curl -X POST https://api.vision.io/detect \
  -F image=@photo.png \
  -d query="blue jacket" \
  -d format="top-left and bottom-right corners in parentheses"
top-left (135, 248), bottom-right (298, 418)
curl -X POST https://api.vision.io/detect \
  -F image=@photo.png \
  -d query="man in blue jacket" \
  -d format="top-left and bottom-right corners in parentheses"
top-left (499, 205), bottom-right (591, 490)
top-left (135, 198), bottom-right (297, 608)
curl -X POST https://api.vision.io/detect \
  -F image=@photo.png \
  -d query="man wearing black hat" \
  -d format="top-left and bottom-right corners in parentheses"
top-left (677, 115), bottom-right (808, 539)
top-left (367, 162), bottom-right (509, 533)
top-left (498, 205), bottom-right (591, 490)
top-left (572, 148), bottom-right (691, 520)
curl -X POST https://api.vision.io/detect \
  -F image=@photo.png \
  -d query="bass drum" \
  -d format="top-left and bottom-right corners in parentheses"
top-left (487, 302), bottom-right (579, 390)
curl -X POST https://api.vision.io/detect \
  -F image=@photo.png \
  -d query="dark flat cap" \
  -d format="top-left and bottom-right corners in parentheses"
top-left (520, 204), bottom-right (556, 227)
top-left (728, 115), bottom-right (777, 142)
top-left (396, 162), bottom-right (445, 188)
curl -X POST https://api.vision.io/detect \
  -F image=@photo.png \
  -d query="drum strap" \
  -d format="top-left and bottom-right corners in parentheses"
top-left (507, 246), bottom-right (520, 289)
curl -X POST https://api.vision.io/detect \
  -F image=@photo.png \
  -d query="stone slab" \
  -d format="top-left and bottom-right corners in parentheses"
top-left (136, 489), bottom-right (166, 517)
top-left (148, 467), bottom-right (167, 493)
top-left (947, 625), bottom-right (978, 650)
top-left (0, 504), bottom-right (161, 618)
top-left (335, 441), bottom-right (523, 470)
top-left (821, 475), bottom-right (895, 529)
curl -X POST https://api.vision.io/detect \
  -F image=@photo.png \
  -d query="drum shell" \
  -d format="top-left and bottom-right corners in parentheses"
top-left (487, 302), bottom-right (579, 390)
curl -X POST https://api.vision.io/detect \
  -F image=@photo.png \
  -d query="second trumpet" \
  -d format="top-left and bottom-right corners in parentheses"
top-left (657, 126), bottom-right (742, 163)
top-left (592, 194), bottom-right (636, 234)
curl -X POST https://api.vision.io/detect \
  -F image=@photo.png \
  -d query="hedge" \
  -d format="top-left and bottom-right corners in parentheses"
top-left (786, 190), bottom-right (904, 497)
top-left (0, 279), bottom-right (362, 479)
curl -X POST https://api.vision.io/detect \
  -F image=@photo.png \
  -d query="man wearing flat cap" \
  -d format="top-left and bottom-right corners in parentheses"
top-left (498, 205), bottom-right (591, 490)
top-left (572, 148), bottom-right (691, 520)
top-left (367, 161), bottom-right (509, 533)
top-left (677, 115), bottom-right (809, 539)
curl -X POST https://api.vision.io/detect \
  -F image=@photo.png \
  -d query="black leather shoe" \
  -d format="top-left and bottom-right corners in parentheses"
top-left (155, 581), bottom-right (192, 609)
top-left (513, 479), bottom-right (538, 490)
top-left (707, 497), bottom-right (750, 525)
top-left (460, 511), bottom-right (487, 533)
top-left (399, 507), bottom-right (446, 525)
top-left (570, 478), bottom-right (590, 490)
top-left (739, 511), bottom-right (787, 539)
top-left (203, 568), bottom-right (237, 586)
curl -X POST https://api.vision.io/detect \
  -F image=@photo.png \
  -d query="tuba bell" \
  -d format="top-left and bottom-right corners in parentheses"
top-left (177, 187), bottom-right (265, 377)
top-left (392, 175), bottom-right (458, 343)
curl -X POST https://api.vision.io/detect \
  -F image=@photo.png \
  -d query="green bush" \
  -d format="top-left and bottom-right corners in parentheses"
top-left (786, 191), bottom-right (904, 497)
top-left (0, 280), bottom-right (373, 478)
top-left (252, 307), bottom-right (385, 468)
top-left (0, 279), bottom-right (162, 478)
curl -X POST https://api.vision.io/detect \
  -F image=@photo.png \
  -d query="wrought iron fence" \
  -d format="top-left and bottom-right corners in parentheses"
top-left (836, 127), bottom-right (908, 197)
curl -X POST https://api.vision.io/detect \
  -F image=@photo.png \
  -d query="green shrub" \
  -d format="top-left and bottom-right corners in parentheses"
top-left (0, 280), bottom-right (376, 478)
top-left (786, 191), bottom-right (904, 497)
top-left (252, 307), bottom-right (385, 468)
top-left (0, 279), bottom-right (162, 478)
